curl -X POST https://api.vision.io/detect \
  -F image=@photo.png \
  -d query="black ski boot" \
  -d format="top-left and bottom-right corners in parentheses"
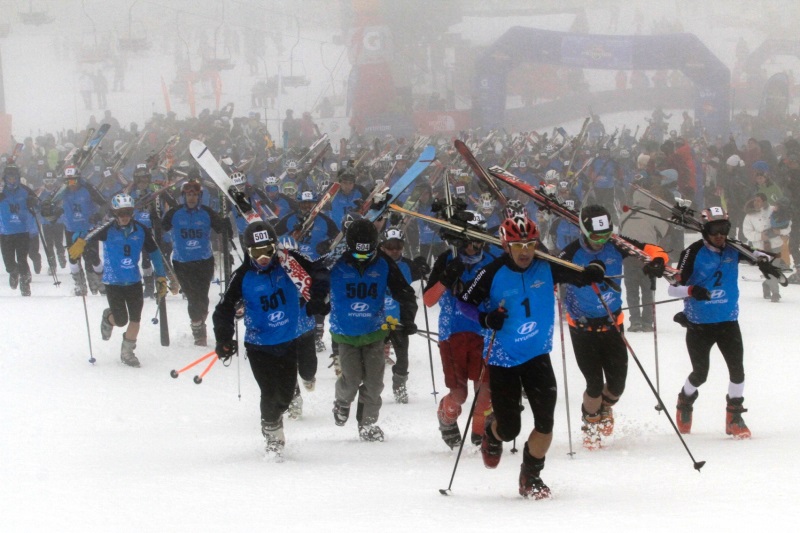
top-left (519, 446), bottom-right (551, 499)
top-left (9, 271), bottom-right (19, 290)
top-left (332, 400), bottom-right (350, 426)
top-left (19, 274), bottom-right (31, 296)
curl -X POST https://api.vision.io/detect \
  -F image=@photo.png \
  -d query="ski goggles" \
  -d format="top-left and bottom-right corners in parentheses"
top-left (351, 250), bottom-right (375, 261)
top-left (507, 240), bottom-right (538, 251)
top-left (248, 243), bottom-right (276, 260)
top-left (182, 182), bottom-right (202, 194)
top-left (114, 208), bottom-right (134, 218)
top-left (587, 231), bottom-right (612, 245)
top-left (706, 220), bottom-right (731, 236)
top-left (382, 242), bottom-right (404, 251)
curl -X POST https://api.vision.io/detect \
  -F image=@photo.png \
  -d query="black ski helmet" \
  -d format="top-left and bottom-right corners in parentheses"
top-left (579, 205), bottom-right (613, 243)
top-left (243, 220), bottom-right (278, 249)
top-left (346, 219), bottom-right (378, 258)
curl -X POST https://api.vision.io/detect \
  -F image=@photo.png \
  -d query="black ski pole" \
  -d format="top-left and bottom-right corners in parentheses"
top-left (590, 283), bottom-right (705, 471)
top-left (30, 207), bottom-right (60, 286)
top-left (439, 330), bottom-right (497, 496)
top-left (619, 297), bottom-right (684, 312)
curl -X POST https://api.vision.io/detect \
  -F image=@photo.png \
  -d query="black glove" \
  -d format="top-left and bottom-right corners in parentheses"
top-left (582, 260), bottom-right (606, 285)
top-left (757, 257), bottom-right (779, 279)
top-left (642, 257), bottom-right (666, 278)
top-left (306, 298), bottom-right (331, 316)
top-left (26, 195), bottom-right (39, 210)
top-left (441, 259), bottom-right (465, 289)
top-left (403, 322), bottom-right (418, 335)
top-left (215, 339), bottom-right (238, 361)
top-left (316, 239), bottom-right (332, 255)
top-left (689, 285), bottom-right (711, 301)
top-left (480, 308), bottom-right (508, 331)
top-left (40, 200), bottom-right (56, 219)
top-left (413, 256), bottom-right (431, 277)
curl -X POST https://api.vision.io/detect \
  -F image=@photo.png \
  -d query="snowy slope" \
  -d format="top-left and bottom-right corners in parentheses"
top-left (1, 255), bottom-right (796, 531)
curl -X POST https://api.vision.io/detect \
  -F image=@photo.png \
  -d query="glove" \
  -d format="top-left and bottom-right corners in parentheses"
top-left (413, 256), bottom-right (431, 277)
top-left (404, 322), bottom-right (418, 335)
top-left (370, 187), bottom-right (392, 210)
top-left (68, 238), bottom-right (87, 260)
top-left (156, 276), bottom-right (168, 300)
top-left (440, 259), bottom-right (465, 289)
top-left (582, 260), bottom-right (606, 285)
top-left (480, 307), bottom-right (508, 331)
top-left (642, 257), bottom-right (666, 278)
top-left (689, 285), bottom-right (711, 301)
top-left (306, 298), bottom-right (331, 316)
top-left (40, 200), bottom-right (56, 219)
top-left (316, 239), bottom-right (332, 255)
top-left (215, 339), bottom-right (238, 361)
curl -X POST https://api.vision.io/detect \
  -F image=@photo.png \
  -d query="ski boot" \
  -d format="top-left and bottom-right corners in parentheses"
top-left (288, 385), bottom-right (303, 420)
top-left (191, 321), bottom-right (207, 347)
top-left (676, 390), bottom-right (698, 434)
top-left (392, 372), bottom-right (408, 404)
top-left (471, 432), bottom-right (483, 446)
top-left (19, 274), bottom-right (31, 297)
top-left (358, 423), bottom-right (385, 442)
top-left (438, 420), bottom-right (461, 450)
top-left (120, 336), bottom-right (140, 367)
top-left (100, 308), bottom-right (114, 340)
top-left (332, 400), bottom-right (350, 426)
top-left (581, 405), bottom-right (602, 450)
top-left (262, 418), bottom-right (285, 461)
top-left (725, 395), bottom-right (751, 439)
top-left (519, 446), bottom-right (551, 500)
top-left (71, 272), bottom-right (87, 296)
top-left (599, 396), bottom-right (617, 437)
top-left (481, 414), bottom-right (503, 469)
top-left (9, 271), bottom-right (19, 290)
top-left (86, 271), bottom-right (101, 295)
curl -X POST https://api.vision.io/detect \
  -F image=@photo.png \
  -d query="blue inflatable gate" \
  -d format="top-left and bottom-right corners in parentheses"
top-left (473, 28), bottom-right (731, 136)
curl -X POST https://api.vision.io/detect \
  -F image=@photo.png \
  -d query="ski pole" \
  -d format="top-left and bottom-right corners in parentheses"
top-left (151, 299), bottom-right (161, 324)
top-left (194, 356), bottom-right (218, 384)
top-left (419, 277), bottom-right (439, 403)
top-left (590, 283), bottom-right (705, 471)
top-left (651, 276), bottom-right (662, 412)
top-left (416, 331), bottom-right (439, 345)
top-left (439, 329), bottom-right (497, 496)
top-left (30, 207), bottom-right (60, 286)
top-left (170, 350), bottom-right (215, 378)
top-left (619, 297), bottom-right (684, 312)
top-left (556, 287), bottom-right (575, 457)
top-left (77, 266), bottom-right (96, 364)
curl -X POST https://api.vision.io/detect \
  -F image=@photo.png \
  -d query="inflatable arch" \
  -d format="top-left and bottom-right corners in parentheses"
top-left (473, 28), bottom-right (730, 136)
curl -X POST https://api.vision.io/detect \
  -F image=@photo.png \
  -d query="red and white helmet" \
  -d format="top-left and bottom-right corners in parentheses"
top-left (499, 216), bottom-right (539, 244)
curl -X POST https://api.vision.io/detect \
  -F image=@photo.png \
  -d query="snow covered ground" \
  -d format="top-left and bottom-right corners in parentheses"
top-left (1, 253), bottom-right (797, 531)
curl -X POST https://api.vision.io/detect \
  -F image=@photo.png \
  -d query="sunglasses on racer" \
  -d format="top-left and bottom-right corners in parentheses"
top-left (507, 239), bottom-right (538, 251)
top-left (248, 243), bottom-right (276, 260)
top-left (706, 220), bottom-right (731, 236)
top-left (114, 208), bottom-right (134, 218)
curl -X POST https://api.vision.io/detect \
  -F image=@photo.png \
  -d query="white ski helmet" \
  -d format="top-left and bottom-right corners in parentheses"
top-left (544, 169), bottom-right (560, 182)
top-left (111, 193), bottom-right (134, 210)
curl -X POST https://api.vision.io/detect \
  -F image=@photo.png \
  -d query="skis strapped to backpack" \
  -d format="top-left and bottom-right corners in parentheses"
top-left (190, 139), bottom-right (313, 300)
